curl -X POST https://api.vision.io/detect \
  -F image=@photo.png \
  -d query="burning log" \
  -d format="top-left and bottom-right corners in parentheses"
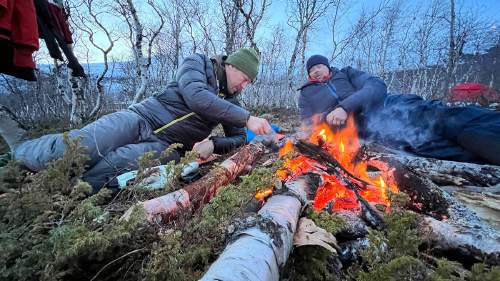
top-left (200, 174), bottom-right (321, 281)
top-left (121, 142), bottom-right (266, 223)
top-left (366, 157), bottom-right (450, 218)
top-left (295, 140), bottom-right (386, 230)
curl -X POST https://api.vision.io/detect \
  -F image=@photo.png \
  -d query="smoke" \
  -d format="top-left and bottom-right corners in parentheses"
top-left (364, 94), bottom-right (441, 152)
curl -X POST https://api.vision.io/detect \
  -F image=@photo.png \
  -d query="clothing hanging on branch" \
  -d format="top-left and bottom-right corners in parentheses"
top-left (0, 0), bottom-right (85, 81)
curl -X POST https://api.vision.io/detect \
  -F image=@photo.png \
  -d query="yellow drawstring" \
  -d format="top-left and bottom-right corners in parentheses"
top-left (154, 112), bottom-right (196, 134)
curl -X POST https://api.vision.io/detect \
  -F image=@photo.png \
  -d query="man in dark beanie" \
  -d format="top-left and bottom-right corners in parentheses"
top-left (298, 54), bottom-right (500, 166)
top-left (0, 47), bottom-right (272, 192)
top-left (306, 54), bottom-right (330, 75)
top-left (300, 54), bottom-right (386, 128)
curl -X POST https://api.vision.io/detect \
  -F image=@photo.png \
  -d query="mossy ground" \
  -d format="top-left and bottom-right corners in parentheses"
top-left (1, 113), bottom-right (499, 280)
top-left (0, 135), bottom-right (285, 280)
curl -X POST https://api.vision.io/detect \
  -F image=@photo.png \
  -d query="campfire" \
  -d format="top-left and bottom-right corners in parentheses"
top-left (273, 116), bottom-right (399, 213)
top-left (128, 114), bottom-right (500, 278)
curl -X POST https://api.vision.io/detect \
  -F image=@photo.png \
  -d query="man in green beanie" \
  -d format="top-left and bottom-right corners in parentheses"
top-left (2, 48), bottom-right (272, 192)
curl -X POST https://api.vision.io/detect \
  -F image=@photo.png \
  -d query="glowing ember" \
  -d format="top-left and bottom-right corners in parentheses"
top-left (276, 115), bottom-right (399, 212)
top-left (255, 188), bottom-right (273, 201)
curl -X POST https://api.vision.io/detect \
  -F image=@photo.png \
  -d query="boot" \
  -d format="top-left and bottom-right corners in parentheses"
top-left (0, 105), bottom-right (27, 152)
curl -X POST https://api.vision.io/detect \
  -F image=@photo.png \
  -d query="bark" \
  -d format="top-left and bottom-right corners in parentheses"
top-left (122, 142), bottom-right (266, 223)
top-left (362, 145), bottom-right (500, 187)
top-left (418, 216), bottom-right (500, 266)
top-left (201, 175), bottom-right (321, 281)
top-left (69, 76), bottom-right (86, 127)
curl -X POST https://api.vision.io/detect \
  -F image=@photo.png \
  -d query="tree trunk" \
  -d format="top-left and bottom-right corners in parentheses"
top-left (122, 142), bottom-right (266, 223)
top-left (201, 175), bottom-right (321, 281)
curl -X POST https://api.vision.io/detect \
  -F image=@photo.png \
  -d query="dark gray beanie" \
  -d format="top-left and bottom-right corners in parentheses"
top-left (306, 55), bottom-right (329, 73)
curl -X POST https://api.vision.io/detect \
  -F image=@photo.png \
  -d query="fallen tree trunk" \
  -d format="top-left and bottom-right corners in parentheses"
top-left (362, 146), bottom-right (500, 187)
top-left (364, 150), bottom-right (500, 265)
top-left (200, 175), bottom-right (321, 281)
top-left (122, 142), bottom-right (266, 223)
top-left (418, 216), bottom-right (500, 266)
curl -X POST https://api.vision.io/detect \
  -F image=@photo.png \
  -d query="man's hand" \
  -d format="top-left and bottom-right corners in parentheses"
top-left (326, 107), bottom-right (347, 126)
top-left (246, 116), bottom-right (272, 135)
top-left (193, 138), bottom-right (214, 160)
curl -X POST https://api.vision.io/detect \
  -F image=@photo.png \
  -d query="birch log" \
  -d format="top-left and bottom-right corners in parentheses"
top-left (200, 175), bottom-right (320, 281)
top-left (122, 142), bottom-right (266, 223)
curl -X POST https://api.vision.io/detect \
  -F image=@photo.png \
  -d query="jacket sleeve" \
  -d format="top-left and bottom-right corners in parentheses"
top-left (338, 66), bottom-right (387, 113)
top-left (210, 125), bottom-right (246, 154)
top-left (210, 97), bottom-right (246, 154)
top-left (177, 54), bottom-right (250, 127)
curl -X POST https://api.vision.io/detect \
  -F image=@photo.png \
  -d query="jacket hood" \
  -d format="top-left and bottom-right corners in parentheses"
top-left (211, 55), bottom-right (231, 97)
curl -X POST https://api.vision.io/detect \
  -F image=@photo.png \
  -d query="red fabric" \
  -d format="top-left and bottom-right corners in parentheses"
top-left (0, 0), bottom-right (14, 41)
top-left (47, 3), bottom-right (73, 44)
top-left (0, 0), bottom-right (38, 69)
top-left (449, 82), bottom-right (500, 103)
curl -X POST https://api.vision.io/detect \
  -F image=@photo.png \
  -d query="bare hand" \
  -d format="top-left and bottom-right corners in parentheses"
top-left (246, 116), bottom-right (272, 135)
top-left (326, 107), bottom-right (347, 126)
top-left (193, 138), bottom-right (214, 160)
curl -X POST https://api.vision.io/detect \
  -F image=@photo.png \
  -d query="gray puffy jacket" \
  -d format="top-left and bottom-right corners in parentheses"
top-left (130, 54), bottom-right (250, 154)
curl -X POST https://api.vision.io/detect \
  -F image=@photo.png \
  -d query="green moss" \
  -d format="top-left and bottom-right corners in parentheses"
top-left (388, 191), bottom-right (411, 209)
top-left (306, 209), bottom-right (348, 235)
top-left (286, 246), bottom-right (336, 281)
top-left (426, 258), bottom-right (465, 281)
top-left (385, 209), bottom-right (421, 258)
top-left (469, 263), bottom-right (500, 281)
top-left (357, 255), bottom-right (429, 281)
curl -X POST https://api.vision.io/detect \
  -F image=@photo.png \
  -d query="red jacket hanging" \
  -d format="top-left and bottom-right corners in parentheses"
top-left (0, 0), bottom-right (39, 80)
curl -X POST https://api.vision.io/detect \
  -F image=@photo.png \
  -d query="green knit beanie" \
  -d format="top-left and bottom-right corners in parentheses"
top-left (225, 48), bottom-right (260, 82)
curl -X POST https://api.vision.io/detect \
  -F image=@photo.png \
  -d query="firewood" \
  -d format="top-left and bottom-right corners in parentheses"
top-left (121, 142), bottom-right (266, 223)
top-left (184, 142), bottom-right (266, 209)
top-left (362, 145), bottom-right (500, 187)
top-left (418, 216), bottom-right (500, 266)
top-left (200, 174), bottom-right (321, 281)
top-left (295, 140), bottom-right (386, 230)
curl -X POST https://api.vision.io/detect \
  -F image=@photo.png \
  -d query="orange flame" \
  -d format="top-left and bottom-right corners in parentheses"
top-left (276, 115), bottom-right (399, 212)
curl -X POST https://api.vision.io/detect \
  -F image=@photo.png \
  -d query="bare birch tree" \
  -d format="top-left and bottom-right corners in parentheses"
top-left (219, 0), bottom-right (245, 54)
top-left (287, 0), bottom-right (332, 83)
top-left (116, 0), bottom-right (165, 104)
top-left (71, 0), bottom-right (117, 119)
top-left (181, 0), bottom-right (219, 55)
top-left (234, 0), bottom-right (271, 53)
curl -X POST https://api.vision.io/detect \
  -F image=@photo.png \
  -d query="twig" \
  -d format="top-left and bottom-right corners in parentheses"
top-left (296, 140), bottom-right (374, 189)
top-left (90, 248), bottom-right (146, 281)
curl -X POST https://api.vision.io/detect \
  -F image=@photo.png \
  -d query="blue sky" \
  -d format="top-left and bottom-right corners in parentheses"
top-left (262, 0), bottom-right (500, 59)
top-left (37, 0), bottom-right (500, 65)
